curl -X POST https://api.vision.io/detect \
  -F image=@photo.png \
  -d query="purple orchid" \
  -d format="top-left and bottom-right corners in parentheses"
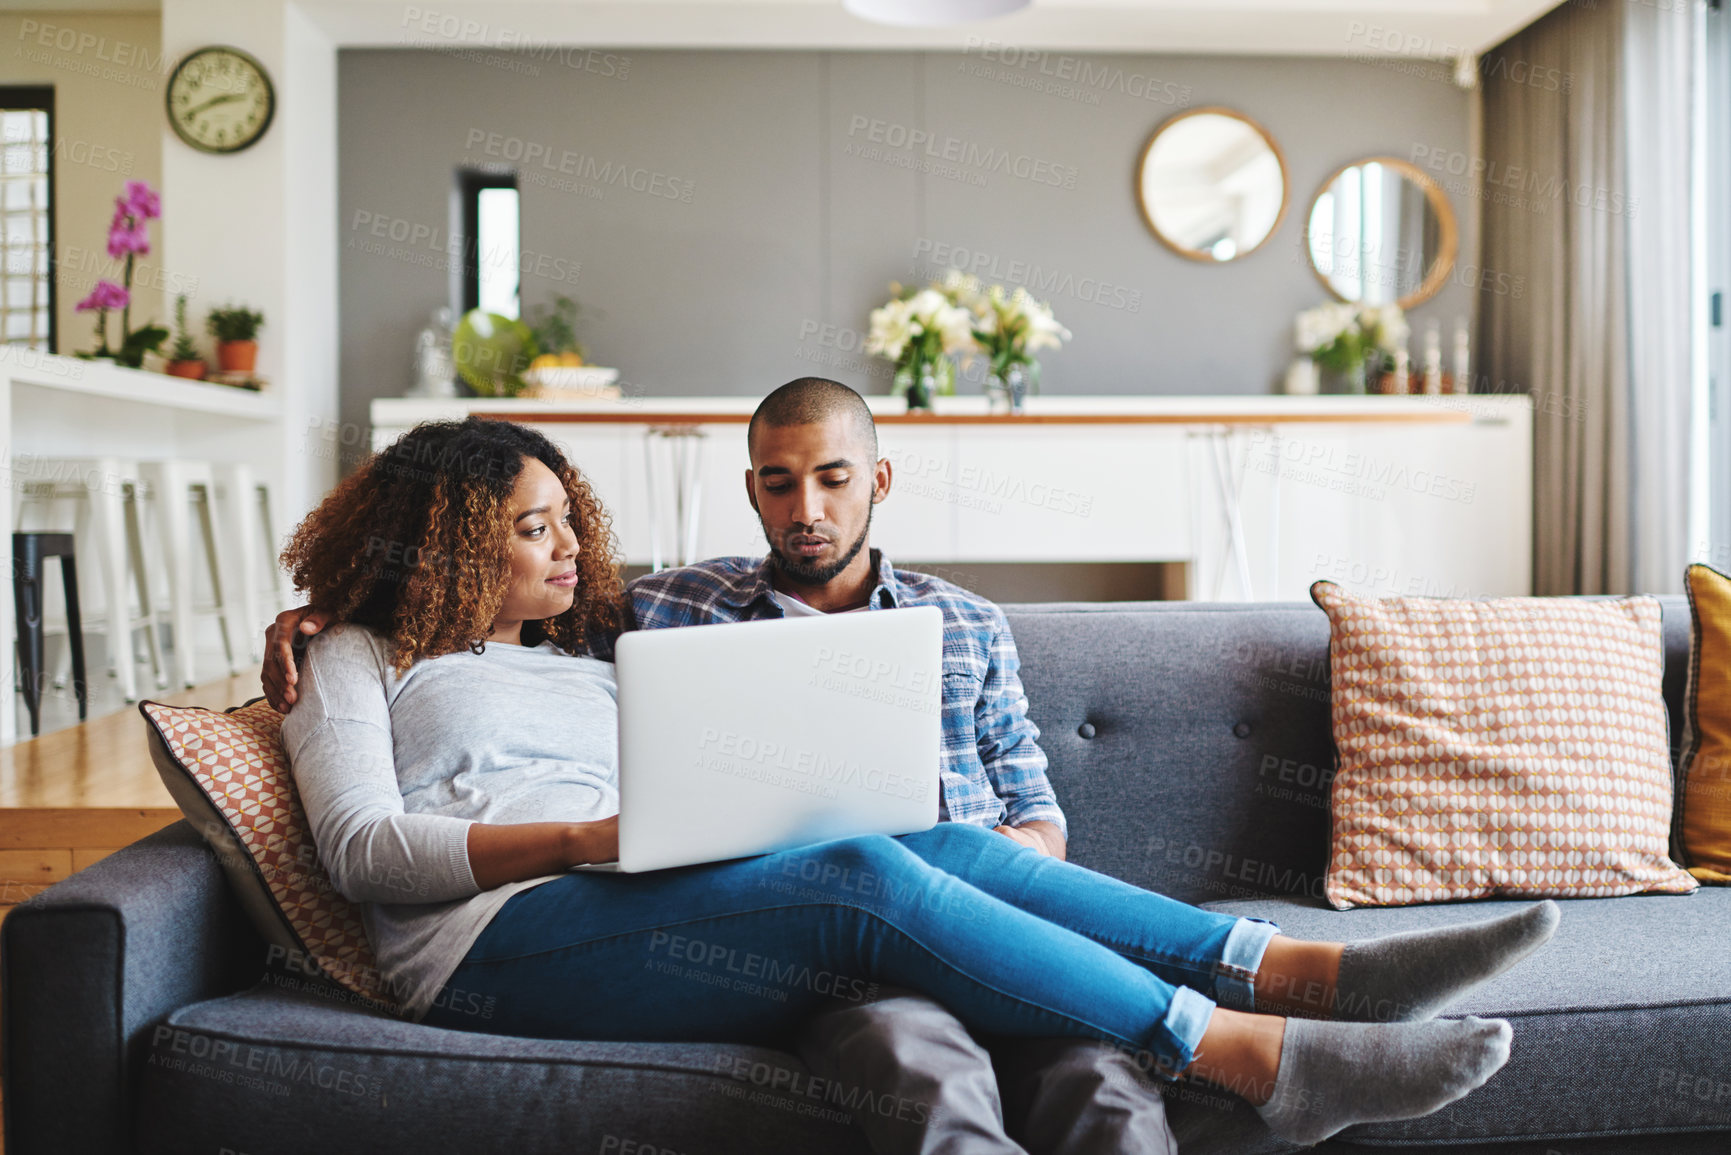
top-left (76, 280), bottom-right (131, 313)
top-left (83, 181), bottom-right (165, 363)
top-left (123, 180), bottom-right (161, 220)
top-left (107, 201), bottom-right (151, 259)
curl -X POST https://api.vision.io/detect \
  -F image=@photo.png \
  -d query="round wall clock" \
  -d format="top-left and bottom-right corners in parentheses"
top-left (166, 46), bottom-right (275, 154)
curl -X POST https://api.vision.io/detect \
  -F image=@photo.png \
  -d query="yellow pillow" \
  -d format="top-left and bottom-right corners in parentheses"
top-left (1312, 581), bottom-right (1697, 908)
top-left (1680, 564), bottom-right (1731, 882)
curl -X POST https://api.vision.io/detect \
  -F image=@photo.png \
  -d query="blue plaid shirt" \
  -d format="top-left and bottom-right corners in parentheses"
top-left (599, 551), bottom-right (1065, 836)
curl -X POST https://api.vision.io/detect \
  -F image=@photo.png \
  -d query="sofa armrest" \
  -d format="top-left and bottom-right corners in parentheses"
top-left (2, 820), bottom-right (262, 1155)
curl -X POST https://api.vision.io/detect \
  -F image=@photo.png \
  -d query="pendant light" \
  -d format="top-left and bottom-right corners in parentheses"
top-left (842, 0), bottom-right (1031, 27)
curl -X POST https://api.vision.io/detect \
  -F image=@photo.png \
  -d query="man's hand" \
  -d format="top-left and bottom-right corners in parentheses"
top-left (263, 606), bottom-right (334, 712)
top-left (994, 821), bottom-right (1066, 860)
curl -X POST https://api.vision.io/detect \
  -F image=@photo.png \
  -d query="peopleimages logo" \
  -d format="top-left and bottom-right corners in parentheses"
top-left (1409, 144), bottom-right (1636, 219)
top-left (844, 115), bottom-right (1078, 189)
top-left (912, 238), bottom-right (1142, 313)
top-left (14, 18), bottom-right (170, 74)
top-left (961, 37), bottom-right (1192, 107)
top-left (400, 6), bottom-right (631, 78)
top-left (465, 129), bottom-right (694, 203)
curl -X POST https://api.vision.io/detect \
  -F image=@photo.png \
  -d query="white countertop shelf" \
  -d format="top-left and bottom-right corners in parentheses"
top-left (0, 352), bottom-right (281, 421)
top-left (373, 392), bottom-right (1531, 426)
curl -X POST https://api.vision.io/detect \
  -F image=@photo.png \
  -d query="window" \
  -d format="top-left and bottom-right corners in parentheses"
top-left (1708, 1), bottom-right (1729, 562)
top-left (0, 87), bottom-right (53, 351)
top-left (458, 169), bottom-right (519, 319)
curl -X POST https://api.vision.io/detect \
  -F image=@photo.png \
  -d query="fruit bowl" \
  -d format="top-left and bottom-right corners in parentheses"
top-left (522, 365), bottom-right (622, 400)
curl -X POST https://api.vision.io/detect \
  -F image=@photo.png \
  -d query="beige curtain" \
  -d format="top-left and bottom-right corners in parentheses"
top-left (1479, 0), bottom-right (1698, 595)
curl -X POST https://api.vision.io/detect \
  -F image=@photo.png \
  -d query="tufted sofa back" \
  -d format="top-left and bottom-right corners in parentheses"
top-left (1003, 597), bottom-right (1693, 906)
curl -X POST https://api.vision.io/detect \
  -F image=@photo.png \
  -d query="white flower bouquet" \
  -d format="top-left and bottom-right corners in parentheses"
top-left (968, 276), bottom-right (1070, 395)
top-left (866, 270), bottom-right (1072, 412)
top-left (865, 280), bottom-right (979, 410)
top-left (1295, 302), bottom-right (1409, 388)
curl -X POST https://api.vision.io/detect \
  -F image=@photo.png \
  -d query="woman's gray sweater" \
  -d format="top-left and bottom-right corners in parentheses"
top-left (280, 623), bottom-right (619, 1020)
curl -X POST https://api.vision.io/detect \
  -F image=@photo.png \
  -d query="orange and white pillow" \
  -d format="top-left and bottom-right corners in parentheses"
top-left (1311, 582), bottom-right (1696, 909)
top-left (141, 698), bottom-right (396, 1009)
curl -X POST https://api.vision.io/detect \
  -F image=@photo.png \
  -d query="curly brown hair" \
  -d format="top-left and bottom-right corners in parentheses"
top-left (280, 417), bottom-right (624, 669)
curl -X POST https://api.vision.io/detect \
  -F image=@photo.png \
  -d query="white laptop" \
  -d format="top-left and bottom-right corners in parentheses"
top-left (575, 605), bottom-right (943, 872)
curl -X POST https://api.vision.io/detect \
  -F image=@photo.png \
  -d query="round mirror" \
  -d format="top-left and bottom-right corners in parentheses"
top-left (1136, 107), bottom-right (1288, 263)
top-left (1305, 157), bottom-right (1458, 309)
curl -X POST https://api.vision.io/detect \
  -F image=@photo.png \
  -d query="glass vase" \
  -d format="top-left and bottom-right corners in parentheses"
top-left (898, 362), bottom-right (936, 413)
top-left (986, 364), bottom-right (1031, 415)
top-left (1319, 360), bottom-right (1366, 395)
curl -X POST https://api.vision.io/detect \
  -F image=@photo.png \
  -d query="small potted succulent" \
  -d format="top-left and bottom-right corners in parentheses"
top-left (206, 304), bottom-right (264, 373)
top-left (164, 294), bottom-right (205, 380)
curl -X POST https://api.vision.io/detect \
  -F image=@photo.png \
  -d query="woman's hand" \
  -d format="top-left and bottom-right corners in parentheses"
top-left (467, 817), bottom-right (620, 890)
top-left (565, 815), bottom-right (619, 866)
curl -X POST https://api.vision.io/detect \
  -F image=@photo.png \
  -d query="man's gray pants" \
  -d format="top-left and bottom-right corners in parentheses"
top-left (797, 989), bottom-right (1181, 1155)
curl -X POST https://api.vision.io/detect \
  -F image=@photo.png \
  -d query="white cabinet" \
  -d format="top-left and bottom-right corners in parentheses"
top-left (875, 424), bottom-right (960, 562)
top-left (1259, 411), bottom-right (1532, 600)
top-left (949, 427), bottom-right (1191, 563)
top-left (368, 396), bottom-right (1534, 600)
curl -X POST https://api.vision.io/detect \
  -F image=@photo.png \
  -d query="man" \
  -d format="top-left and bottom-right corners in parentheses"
top-left (264, 378), bottom-right (1178, 1154)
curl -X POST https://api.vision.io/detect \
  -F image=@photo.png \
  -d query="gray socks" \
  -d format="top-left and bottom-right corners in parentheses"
top-left (1254, 1016), bottom-right (1513, 1146)
top-left (1334, 901), bottom-right (1560, 1023)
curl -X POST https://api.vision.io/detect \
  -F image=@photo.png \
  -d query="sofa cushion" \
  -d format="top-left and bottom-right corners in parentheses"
top-left (140, 698), bottom-right (393, 1009)
top-left (1201, 891), bottom-right (1731, 1145)
top-left (1002, 598), bottom-right (1698, 909)
top-left (1310, 582), bottom-right (1694, 909)
top-left (1679, 563), bottom-right (1731, 882)
top-left (136, 982), bottom-right (872, 1155)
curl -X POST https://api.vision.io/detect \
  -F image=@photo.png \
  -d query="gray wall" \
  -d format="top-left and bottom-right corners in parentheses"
top-left (337, 49), bottom-right (1475, 439)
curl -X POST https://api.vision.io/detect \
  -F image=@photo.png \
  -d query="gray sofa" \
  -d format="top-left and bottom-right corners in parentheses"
top-left (6, 599), bottom-right (1729, 1155)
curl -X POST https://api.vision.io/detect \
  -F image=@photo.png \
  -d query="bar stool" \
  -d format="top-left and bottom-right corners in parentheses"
top-left (137, 461), bottom-right (238, 687)
top-left (13, 459), bottom-right (166, 702)
top-left (645, 425), bottom-right (707, 571)
top-left (213, 463), bottom-right (284, 662)
top-left (13, 532), bottom-right (87, 736)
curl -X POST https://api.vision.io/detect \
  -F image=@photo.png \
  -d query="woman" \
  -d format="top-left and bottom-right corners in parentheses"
top-left (280, 418), bottom-right (1550, 1147)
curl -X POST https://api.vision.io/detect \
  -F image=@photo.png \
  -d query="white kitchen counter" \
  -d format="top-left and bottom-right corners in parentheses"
top-left (374, 392), bottom-right (1495, 424)
top-left (372, 393), bottom-right (1533, 605)
top-left (0, 351), bottom-right (289, 744)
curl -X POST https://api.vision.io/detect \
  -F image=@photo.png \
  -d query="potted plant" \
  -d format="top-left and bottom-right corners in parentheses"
top-left (1295, 303), bottom-right (1409, 394)
top-left (864, 283), bottom-right (975, 413)
top-left (520, 296), bottom-right (621, 400)
top-left (76, 181), bottom-right (168, 366)
top-left (951, 270), bottom-right (1070, 415)
top-left (207, 304), bottom-right (264, 373)
top-left (526, 295), bottom-right (587, 368)
top-left (164, 294), bottom-right (205, 380)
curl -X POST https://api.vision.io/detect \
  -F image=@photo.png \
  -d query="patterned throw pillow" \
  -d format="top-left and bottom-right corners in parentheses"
top-left (140, 698), bottom-right (396, 1010)
top-left (1679, 564), bottom-right (1731, 882)
top-left (1311, 582), bottom-right (1697, 909)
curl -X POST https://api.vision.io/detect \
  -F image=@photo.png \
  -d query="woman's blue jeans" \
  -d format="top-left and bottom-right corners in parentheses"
top-left (422, 823), bottom-right (1279, 1076)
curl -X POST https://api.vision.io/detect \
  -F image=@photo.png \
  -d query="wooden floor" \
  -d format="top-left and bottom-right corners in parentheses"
top-left (0, 673), bottom-right (261, 915)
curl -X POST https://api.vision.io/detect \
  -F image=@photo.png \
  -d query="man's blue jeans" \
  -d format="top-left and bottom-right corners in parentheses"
top-left (423, 823), bottom-right (1279, 1076)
